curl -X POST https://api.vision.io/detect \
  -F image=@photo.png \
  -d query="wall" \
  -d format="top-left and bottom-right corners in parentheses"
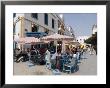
top-left (14, 13), bottom-right (75, 38)
top-left (24, 13), bottom-right (58, 35)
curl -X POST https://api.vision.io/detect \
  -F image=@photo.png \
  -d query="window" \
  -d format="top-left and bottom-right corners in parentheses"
top-left (44, 13), bottom-right (48, 25)
top-left (31, 13), bottom-right (38, 19)
top-left (52, 19), bottom-right (54, 28)
top-left (32, 24), bottom-right (39, 32)
top-left (13, 13), bottom-right (16, 18)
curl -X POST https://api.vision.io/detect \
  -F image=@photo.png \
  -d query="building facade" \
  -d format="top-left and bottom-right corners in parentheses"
top-left (65, 26), bottom-right (75, 38)
top-left (14, 13), bottom-right (76, 39)
top-left (14, 13), bottom-right (58, 39)
top-left (13, 13), bottom-right (76, 49)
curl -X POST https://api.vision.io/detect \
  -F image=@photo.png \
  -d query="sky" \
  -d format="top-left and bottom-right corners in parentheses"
top-left (63, 13), bottom-right (97, 37)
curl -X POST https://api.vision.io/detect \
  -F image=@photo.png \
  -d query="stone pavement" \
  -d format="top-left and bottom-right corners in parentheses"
top-left (14, 50), bottom-right (97, 75)
top-left (73, 50), bottom-right (97, 75)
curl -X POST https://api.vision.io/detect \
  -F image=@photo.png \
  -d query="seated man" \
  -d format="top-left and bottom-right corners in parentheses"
top-left (56, 50), bottom-right (62, 70)
top-left (51, 52), bottom-right (57, 69)
top-left (45, 48), bottom-right (51, 69)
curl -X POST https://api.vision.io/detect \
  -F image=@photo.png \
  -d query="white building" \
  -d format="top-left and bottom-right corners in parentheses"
top-left (76, 24), bottom-right (97, 44)
top-left (14, 13), bottom-right (61, 39)
top-left (64, 26), bottom-right (76, 39)
top-left (76, 36), bottom-right (90, 44)
top-left (59, 14), bottom-right (64, 22)
top-left (14, 13), bottom-right (75, 48)
top-left (13, 13), bottom-right (76, 49)
top-left (64, 26), bottom-right (71, 36)
top-left (14, 13), bottom-right (71, 39)
top-left (92, 24), bottom-right (97, 34)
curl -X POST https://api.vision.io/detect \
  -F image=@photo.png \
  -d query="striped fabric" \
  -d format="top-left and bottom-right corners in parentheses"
top-left (16, 37), bottom-right (40, 44)
top-left (41, 33), bottom-right (74, 41)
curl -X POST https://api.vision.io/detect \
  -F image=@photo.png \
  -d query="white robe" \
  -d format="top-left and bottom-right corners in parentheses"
top-left (45, 50), bottom-right (51, 63)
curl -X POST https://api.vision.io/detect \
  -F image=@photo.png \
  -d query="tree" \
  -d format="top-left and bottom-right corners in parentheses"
top-left (84, 32), bottom-right (97, 54)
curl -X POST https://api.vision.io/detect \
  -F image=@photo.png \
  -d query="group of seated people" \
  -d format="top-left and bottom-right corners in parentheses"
top-left (14, 47), bottom-right (40, 62)
top-left (14, 45), bottom-right (86, 73)
top-left (45, 46), bottom-right (85, 73)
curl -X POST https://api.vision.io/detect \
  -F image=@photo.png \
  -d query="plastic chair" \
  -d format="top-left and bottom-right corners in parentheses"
top-left (63, 58), bottom-right (77, 74)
